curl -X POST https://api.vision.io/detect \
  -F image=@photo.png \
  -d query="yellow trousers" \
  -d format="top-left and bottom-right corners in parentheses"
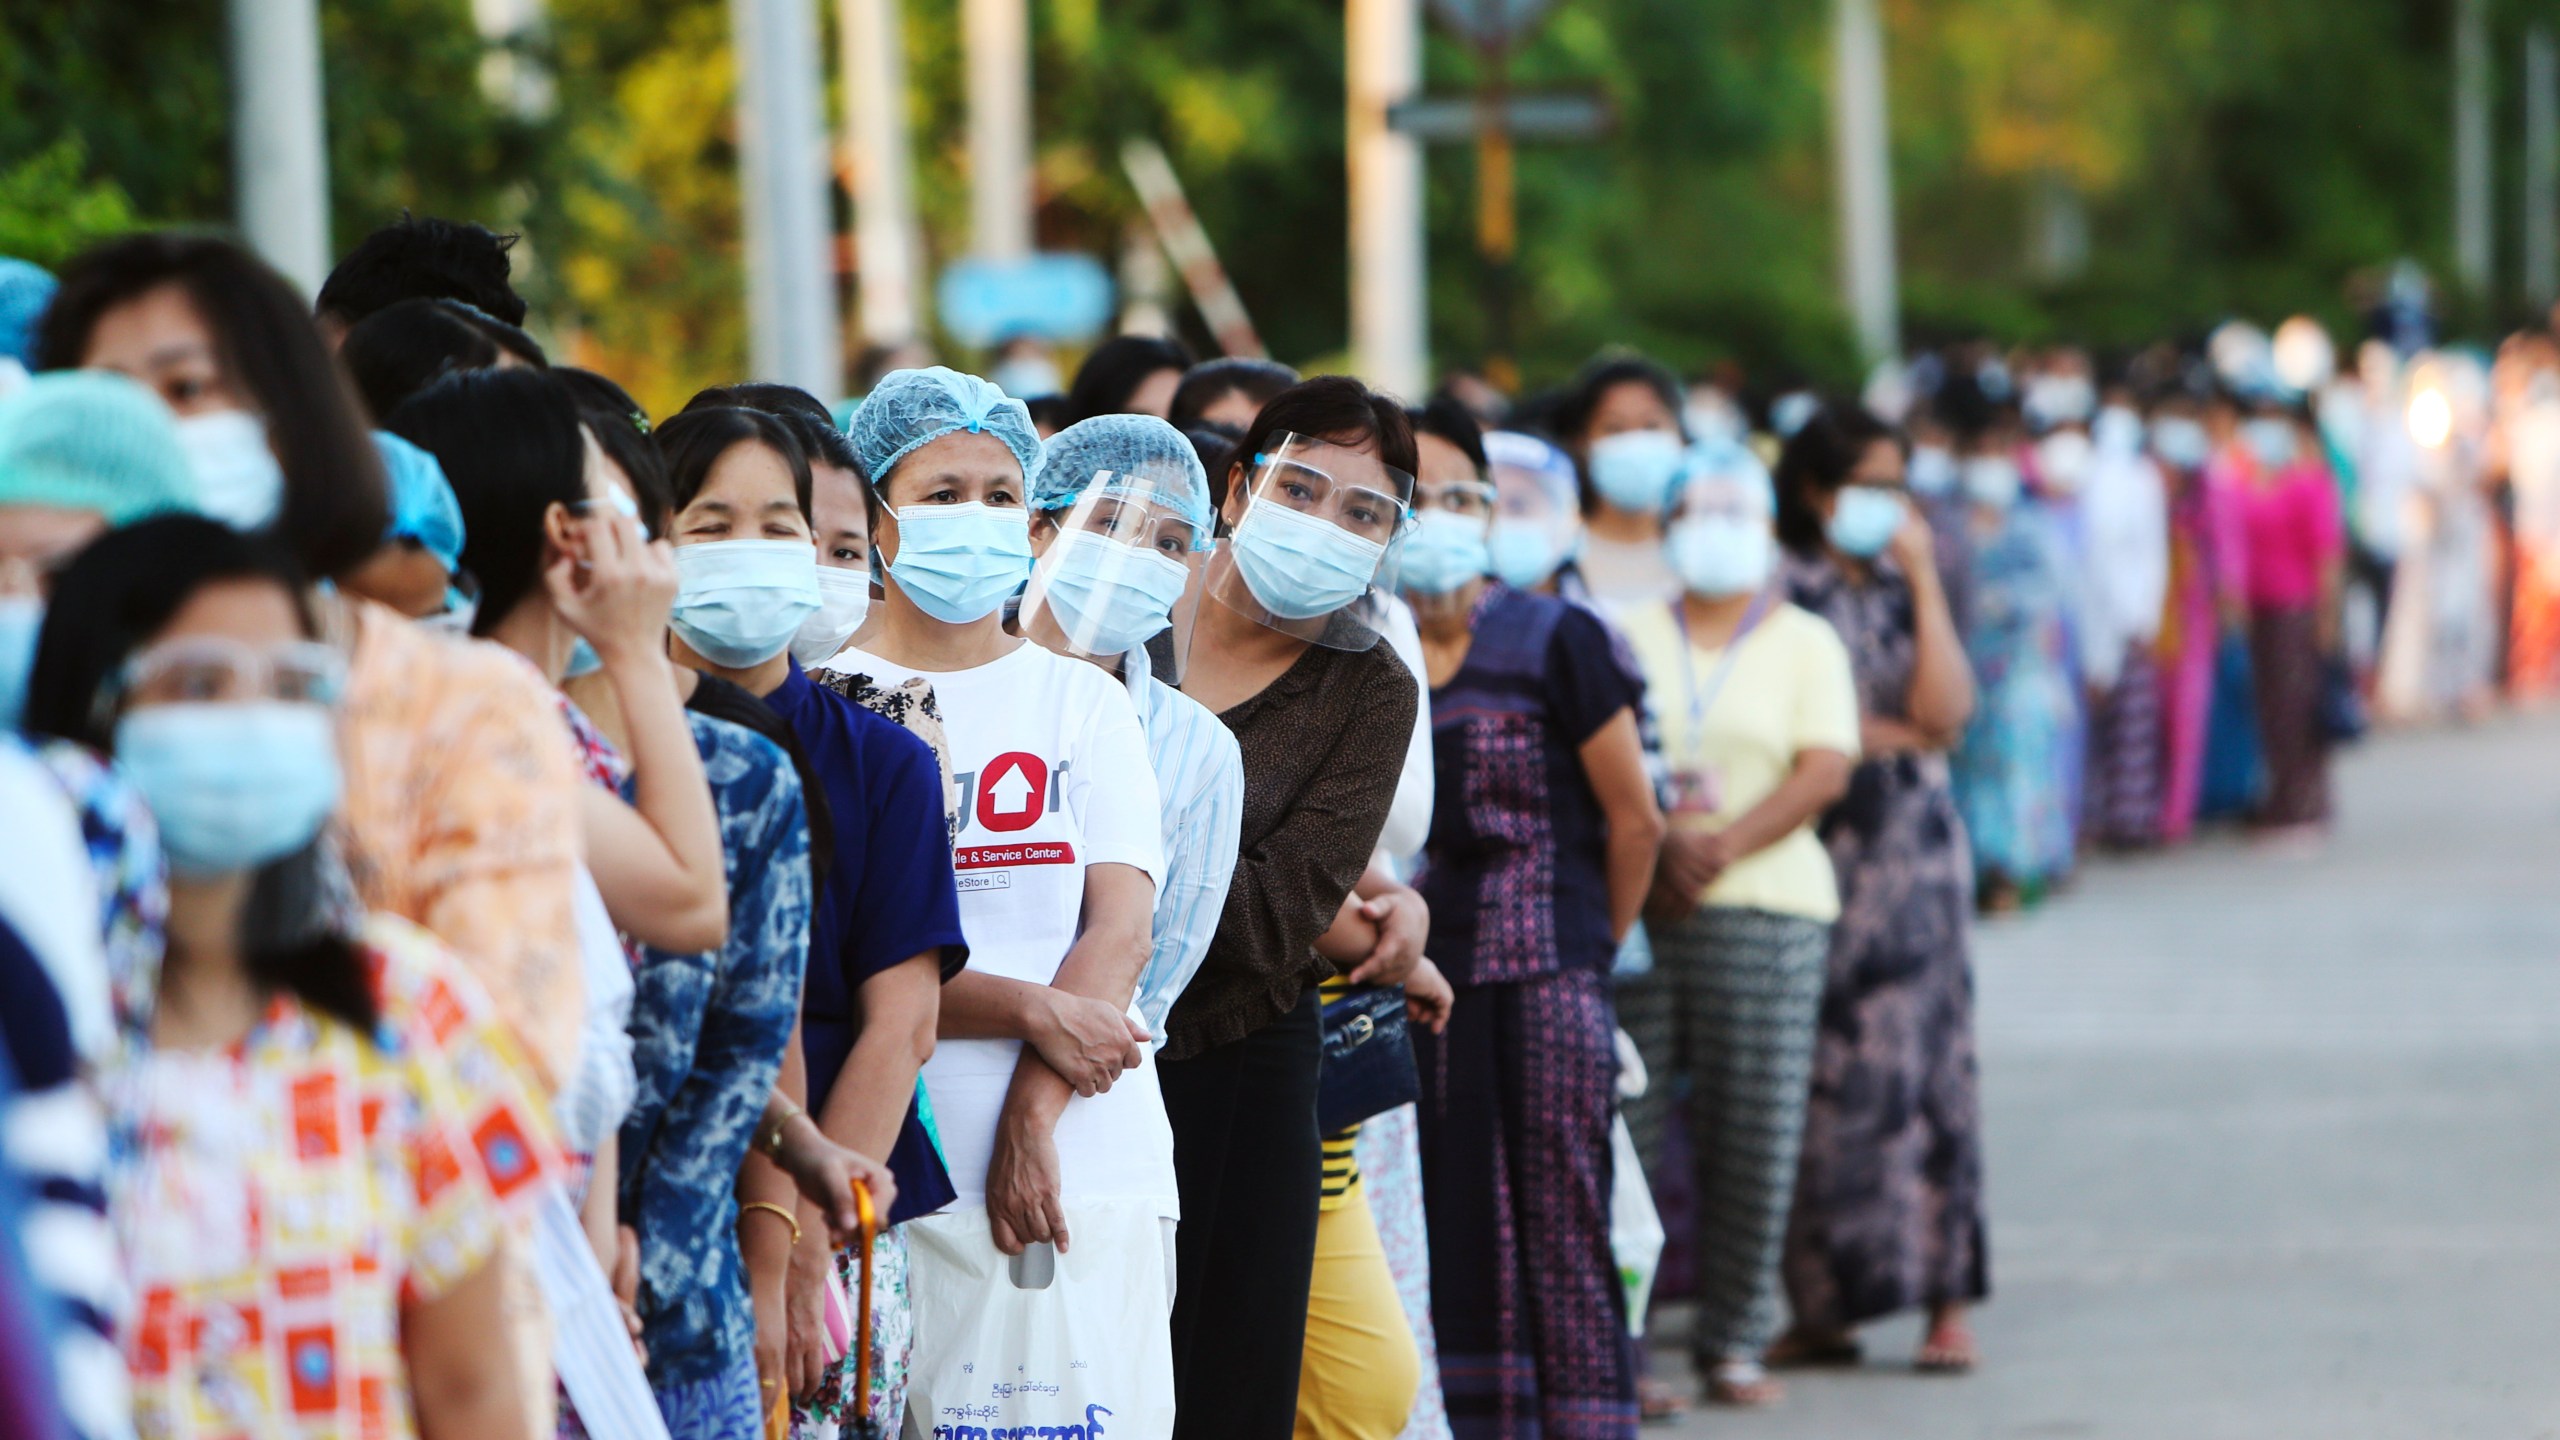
top-left (1293, 1183), bottom-right (1420, 1440)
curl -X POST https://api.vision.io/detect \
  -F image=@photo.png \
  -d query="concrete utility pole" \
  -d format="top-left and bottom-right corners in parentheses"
top-left (2528, 26), bottom-right (2559, 310)
top-left (1830, 0), bottom-right (1901, 365)
top-left (229, 0), bottom-right (332, 294)
top-left (965, 0), bottom-right (1032, 261)
top-left (1348, 0), bottom-right (1428, 399)
top-left (731, 0), bottom-right (843, 395)
top-left (2455, 0), bottom-right (2494, 296)
top-left (840, 0), bottom-right (922, 344)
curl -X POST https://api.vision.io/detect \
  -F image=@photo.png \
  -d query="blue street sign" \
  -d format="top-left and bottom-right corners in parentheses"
top-left (937, 254), bottom-right (1116, 347)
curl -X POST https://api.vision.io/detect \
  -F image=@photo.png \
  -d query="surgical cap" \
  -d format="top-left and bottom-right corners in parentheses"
top-left (0, 259), bottom-right (55, 368)
top-left (0, 371), bottom-right (195, 526)
top-left (1483, 429), bottom-right (1579, 513)
top-left (847, 366), bottom-right (1042, 491)
top-left (373, 430), bottom-right (465, 573)
top-left (1030, 413), bottom-right (1212, 539)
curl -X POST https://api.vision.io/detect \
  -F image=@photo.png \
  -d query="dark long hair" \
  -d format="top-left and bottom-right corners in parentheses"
top-left (1228, 376), bottom-right (1419, 523)
top-left (656, 406), bottom-right (813, 520)
top-left (1773, 404), bottom-right (1901, 556)
top-left (1063, 335), bottom-right (1194, 425)
top-left (36, 233), bottom-right (391, 584)
top-left (23, 516), bottom-right (377, 1037)
top-left (560, 367), bottom-right (673, 536)
top-left (385, 367), bottom-right (591, 636)
top-left (683, 382), bottom-right (858, 476)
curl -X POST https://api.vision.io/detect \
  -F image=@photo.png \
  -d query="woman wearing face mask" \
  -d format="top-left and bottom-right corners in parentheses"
top-left (1949, 407), bottom-right (2082, 911)
top-left (2076, 395), bottom-right (2172, 851)
top-left (2228, 397), bottom-right (2345, 841)
top-left (1769, 405), bottom-right (1986, 1375)
top-left (1613, 461), bottom-right (1857, 1408)
top-left (645, 403), bottom-right (966, 1431)
top-left (1481, 428), bottom-right (1586, 597)
top-left (1395, 396), bottom-right (1661, 1438)
top-left (680, 384), bottom-right (879, 669)
top-left (832, 369), bottom-right (1176, 1425)
top-left (24, 515), bottom-right (556, 1440)
top-left (1166, 377), bottom-right (1421, 1440)
top-left (2146, 387), bottom-right (2248, 845)
top-left (1563, 357), bottom-right (1691, 607)
top-left (36, 233), bottom-right (592, 1116)
top-left (0, 369), bottom-right (197, 1440)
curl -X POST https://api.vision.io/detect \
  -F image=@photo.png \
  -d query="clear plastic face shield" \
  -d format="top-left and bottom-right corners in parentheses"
top-left (1206, 431), bottom-right (1415, 650)
top-left (1483, 431), bottom-right (1581, 590)
top-left (1021, 460), bottom-right (1212, 682)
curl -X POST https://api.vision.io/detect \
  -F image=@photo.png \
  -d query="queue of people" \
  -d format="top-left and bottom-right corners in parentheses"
top-left (0, 208), bottom-right (2524, 1440)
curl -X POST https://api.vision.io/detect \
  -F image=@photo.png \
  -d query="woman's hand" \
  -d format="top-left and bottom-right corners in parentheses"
top-left (770, 1112), bottom-right (897, 1247)
top-left (546, 509), bottom-right (678, 665)
top-left (750, 1260), bottom-right (788, 1417)
top-left (1345, 887), bottom-right (1431, 986)
top-left (1887, 508), bottom-right (1938, 579)
top-left (611, 1224), bottom-right (646, 1366)
top-left (985, 1112), bottom-right (1069, 1256)
top-left (1026, 990), bottom-right (1148, 1098)
top-left (1403, 957), bottom-right (1455, 1035)
top-left (784, 1224), bottom-right (836, 1403)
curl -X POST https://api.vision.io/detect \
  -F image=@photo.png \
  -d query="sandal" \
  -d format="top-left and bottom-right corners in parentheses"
top-left (1762, 1328), bottom-right (1862, 1368)
top-left (1703, 1358), bottom-right (1785, 1407)
top-left (1914, 1317), bottom-right (1977, 1374)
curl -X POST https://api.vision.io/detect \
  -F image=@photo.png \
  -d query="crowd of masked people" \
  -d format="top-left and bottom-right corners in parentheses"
top-left (0, 210), bottom-right (2522, 1440)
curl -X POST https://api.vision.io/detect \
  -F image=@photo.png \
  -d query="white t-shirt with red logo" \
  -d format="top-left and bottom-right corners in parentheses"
top-left (832, 639), bottom-right (1174, 1213)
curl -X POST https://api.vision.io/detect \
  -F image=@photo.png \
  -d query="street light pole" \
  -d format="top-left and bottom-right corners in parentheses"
top-left (841, 0), bottom-right (922, 345)
top-left (731, 0), bottom-right (844, 395)
top-left (1476, 40), bottom-right (1518, 394)
top-left (1830, 0), bottom-right (1901, 366)
top-left (1349, 0), bottom-right (1428, 398)
top-left (228, 0), bottom-right (332, 294)
top-left (2455, 0), bottom-right (2494, 298)
top-left (2527, 25), bottom-right (2558, 311)
top-left (965, 0), bottom-right (1032, 262)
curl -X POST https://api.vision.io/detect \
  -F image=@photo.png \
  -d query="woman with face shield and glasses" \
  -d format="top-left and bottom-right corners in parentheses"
top-left (23, 516), bottom-right (557, 1440)
top-left (1612, 459), bottom-right (1859, 1407)
top-left (1391, 398), bottom-right (1664, 1438)
top-left (831, 369), bottom-right (1176, 1426)
top-left (1159, 377), bottom-right (1421, 1440)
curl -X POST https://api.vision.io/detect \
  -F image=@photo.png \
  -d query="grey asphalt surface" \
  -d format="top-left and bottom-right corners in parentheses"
top-left (1650, 712), bottom-right (2560, 1440)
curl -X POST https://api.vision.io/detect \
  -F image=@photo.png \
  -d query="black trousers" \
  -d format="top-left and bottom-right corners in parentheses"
top-left (1159, 991), bottom-right (1323, 1440)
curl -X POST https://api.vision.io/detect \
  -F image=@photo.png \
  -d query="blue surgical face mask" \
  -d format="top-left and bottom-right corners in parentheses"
top-left (1907, 445), bottom-right (1959, 497)
top-left (1035, 528), bottom-right (1191, 656)
top-left (1826, 486), bottom-right (1907, 558)
top-left (1396, 510), bottom-right (1491, 597)
top-left (1667, 516), bottom-right (1773, 597)
top-left (1586, 430), bottom-right (1687, 514)
top-left (671, 538), bottom-right (824, 668)
top-left (175, 410), bottom-right (286, 531)
top-left (0, 596), bottom-right (39, 731)
top-left (1962, 456), bottom-right (2023, 510)
top-left (1486, 517), bottom-right (1569, 589)
top-left (1230, 498), bottom-right (1388, 620)
top-left (115, 701), bottom-right (341, 876)
top-left (2242, 417), bottom-right (2298, 470)
top-left (885, 501), bottom-right (1033, 625)
top-left (2152, 417), bottom-right (2211, 471)
top-left (790, 565), bottom-right (874, 667)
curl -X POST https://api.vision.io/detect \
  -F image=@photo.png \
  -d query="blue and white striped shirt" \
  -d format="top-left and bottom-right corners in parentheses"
top-left (1122, 647), bottom-right (1245, 1045)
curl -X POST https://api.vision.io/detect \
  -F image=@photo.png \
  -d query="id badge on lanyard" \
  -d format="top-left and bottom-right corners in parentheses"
top-left (1665, 588), bottom-right (1773, 817)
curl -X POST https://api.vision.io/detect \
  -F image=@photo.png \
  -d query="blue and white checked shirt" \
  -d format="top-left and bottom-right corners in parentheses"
top-left (1122, 647), bottom-right (1245, 1045)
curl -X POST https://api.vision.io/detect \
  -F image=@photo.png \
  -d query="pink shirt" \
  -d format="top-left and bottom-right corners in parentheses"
top-left (2233, 462), bottom-right (2343, 610)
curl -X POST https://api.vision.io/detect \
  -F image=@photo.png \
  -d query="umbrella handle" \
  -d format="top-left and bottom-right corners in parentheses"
top-left (852, 1179), bottom-right (879, 1423)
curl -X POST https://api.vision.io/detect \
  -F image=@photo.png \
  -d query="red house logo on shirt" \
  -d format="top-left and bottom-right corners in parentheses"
top-left (975, 752), bottom-right (1049, 834)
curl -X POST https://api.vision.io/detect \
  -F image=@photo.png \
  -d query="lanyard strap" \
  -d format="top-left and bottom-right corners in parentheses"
top-left (1673, 587), bottom-right (1775, 746)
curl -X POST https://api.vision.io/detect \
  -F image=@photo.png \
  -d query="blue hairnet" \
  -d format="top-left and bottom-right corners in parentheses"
top-left (1030, 413), bottom-right (1211, 543)
top-left (373, 430), bottom-right (465, 573)
top-left (847, 366), bottom-right (1041, 492)
top-left (1483, 429), bottom-right (1578, 513)
top-left (0, 259), bottom-right (57, 368)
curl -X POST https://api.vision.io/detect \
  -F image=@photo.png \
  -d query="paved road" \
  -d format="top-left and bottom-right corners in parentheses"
top-left (1652, 713), bottom-right (2560, 1439)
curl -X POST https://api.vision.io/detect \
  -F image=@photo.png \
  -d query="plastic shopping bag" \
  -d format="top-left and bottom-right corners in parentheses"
top-left (902, 1199), bottom-right (1176, 1440)
top-left (1608, 1114), bottom-right (1664, 1338)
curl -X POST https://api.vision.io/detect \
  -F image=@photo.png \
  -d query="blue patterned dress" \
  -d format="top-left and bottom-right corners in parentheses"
top-left (1410, 585), bottom-right (1643, 1440)
top-left (1951, 501), bottom-right (2082, 891)
top-left (616, 713), bottom-right (810, 1431)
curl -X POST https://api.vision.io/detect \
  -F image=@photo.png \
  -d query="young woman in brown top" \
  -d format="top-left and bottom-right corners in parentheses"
top-left (1163, 377), bottom-right (1422, 1440)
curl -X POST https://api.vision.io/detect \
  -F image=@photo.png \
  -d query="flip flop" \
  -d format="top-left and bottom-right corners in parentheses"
top-left (1636, 1373), bottom-right (1690, 1424)
top-left (1703, 1359), bottom-right (1785, 1407)
top-left (1913, 1325), bottom-right (1977, 1374)
top-left (1763, 1330), bottom-right (1863, 1368)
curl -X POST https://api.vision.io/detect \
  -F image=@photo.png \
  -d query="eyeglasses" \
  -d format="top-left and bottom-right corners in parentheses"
top-left (1414, 479), bottom-right (1498, 519)
top-left (1066, 490), bottom-right (1208, 558)
top-left (111, 637), bottom-right (346, 712)
top-left (1252, 458), bottom-right (1409, 543)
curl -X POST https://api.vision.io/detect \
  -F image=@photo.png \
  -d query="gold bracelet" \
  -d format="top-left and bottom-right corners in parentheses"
top-left (737, 1200), bottom-right (802, 1244)
top-left (758, 1099), bottom-right (805, 1159)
